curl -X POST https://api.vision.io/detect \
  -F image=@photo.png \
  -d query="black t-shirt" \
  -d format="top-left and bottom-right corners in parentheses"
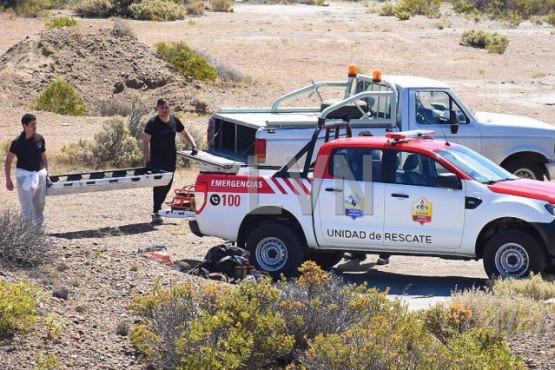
top-left (9, 132), bottom-right (46, 172)
top-left (144, 115), bottom-right (185, 171)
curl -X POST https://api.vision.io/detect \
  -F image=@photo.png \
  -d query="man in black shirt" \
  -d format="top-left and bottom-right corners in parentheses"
top-left (4, 113), bottom-right (50, 226)
top-left (143, 98), bottom-right (197, 225)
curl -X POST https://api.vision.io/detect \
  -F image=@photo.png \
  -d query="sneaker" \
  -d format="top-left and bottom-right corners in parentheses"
top-left (377, 256), bottom-right (390, 265)
top-left (151, 213), bottom-right (163, 225)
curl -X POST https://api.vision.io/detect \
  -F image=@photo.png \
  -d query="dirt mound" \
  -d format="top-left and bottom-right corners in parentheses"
top-left (0, 27), bottom-right (212, 114)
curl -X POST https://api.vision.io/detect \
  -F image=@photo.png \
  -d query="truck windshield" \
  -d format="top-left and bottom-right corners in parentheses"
top-left (434, 146), bottom-right (518, 184)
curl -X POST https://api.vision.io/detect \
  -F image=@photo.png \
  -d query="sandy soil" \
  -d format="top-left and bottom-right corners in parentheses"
top-left (0, 2), bottom-right (554, 369)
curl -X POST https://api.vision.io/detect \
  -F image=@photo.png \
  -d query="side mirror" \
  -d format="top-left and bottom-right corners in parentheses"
top-left (436, 174), bottom-right (462, 189)
top-left (449, 110), bottom-right (459, 134)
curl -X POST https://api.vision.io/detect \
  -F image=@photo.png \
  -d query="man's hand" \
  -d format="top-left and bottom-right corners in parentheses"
top-left (191, 146), bottom-right (198, 156)
top-left (6, 178), bottom-right (13, 191)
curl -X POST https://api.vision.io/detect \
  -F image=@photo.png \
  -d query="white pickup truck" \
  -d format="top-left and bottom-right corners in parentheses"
top-left (189, 126), bottom-right (555, 279)
top-left (189, 66), bottom-right (555, 181)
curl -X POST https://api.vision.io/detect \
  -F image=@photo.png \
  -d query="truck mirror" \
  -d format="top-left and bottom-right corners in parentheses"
top-left (436, 174), bottom-right (462, 189)
top-left (449, 110), bottom-right (459, 134)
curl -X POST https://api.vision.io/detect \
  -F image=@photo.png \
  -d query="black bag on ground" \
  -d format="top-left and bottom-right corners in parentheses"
top-left (188, 243), bottom-right (251, 278)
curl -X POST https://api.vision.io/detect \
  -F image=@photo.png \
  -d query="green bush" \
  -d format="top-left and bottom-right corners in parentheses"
top-left (128, 0), bottom-right (187, 21)
top-left (451, 0), bottom-right (555, 22)
top-left (461, 30), bottom-right (509, 54)
top-left (379, 1), bottom-right (396, 16)
top-left (396, 10), bottom-right (411, 20)
top-left (546, 11), bottom-right (555, 26)
top-left (0, 210), bottom-right (50, 268)
top-left (0, 279), bottom-right (40, 337)
top-left (45, 16), bottom-right (78, 29)
top-left (73, 0), bottom-right (115, 18)
top-left (2, 0), bottom-right (51, 16)
top-left (90, 117), bottom-right (142, 168)
top-left (128, 262), bottom-right (524, 369)
top-left (397, 0), bottom-right (441, 17)
top-left (155, 41), bottom-right (218, 81)
top-left (490, 274), bottom-right (555, 301)
top-left (34, 353), bottom-right (61, 370)
top-left (35, 80), bottom-right (87, 116)
top-left (185, 0), bottom-right (205, 15)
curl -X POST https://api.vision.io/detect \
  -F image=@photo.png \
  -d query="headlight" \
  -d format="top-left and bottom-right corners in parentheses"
top-left (545, 204), bottom-right (555, 216)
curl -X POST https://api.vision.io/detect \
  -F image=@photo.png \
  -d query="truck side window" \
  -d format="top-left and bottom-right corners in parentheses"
top-left (329, 148), bottom-right (383, 183)
top-left (415, 91), bottom-right (468, 125)
top-left (395, 152), bottom-right (435, 186)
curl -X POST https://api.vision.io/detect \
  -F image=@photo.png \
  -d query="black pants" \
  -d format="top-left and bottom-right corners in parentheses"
top-left (153, 176), bottom-right (174, 213)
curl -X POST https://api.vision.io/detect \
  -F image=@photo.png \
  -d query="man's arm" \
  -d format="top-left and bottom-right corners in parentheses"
top-left (4, 152), bottom-right (15, 191)
top-left (143, 133), bottom-right (151, 165)
top-left (180, 129), bottom-right (197, 150)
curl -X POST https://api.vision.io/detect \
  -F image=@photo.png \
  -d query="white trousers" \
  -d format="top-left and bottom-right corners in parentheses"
top-left (16, 168), bottom-right (47, 226)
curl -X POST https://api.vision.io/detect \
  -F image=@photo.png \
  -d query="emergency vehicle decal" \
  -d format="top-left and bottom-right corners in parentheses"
top-left (412, 197), bottom-right (432, 225)
top-left (269, 177), bottom-right (312, 195)
top-left (345, 193), bottom-right (365, 219)
top-left (206, 175), bottom-right (274, 193)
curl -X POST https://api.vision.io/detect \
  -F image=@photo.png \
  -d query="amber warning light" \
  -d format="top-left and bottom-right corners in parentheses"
top-left (348, 65), bottom-right (358, 77)
top-left (372, 70), bottom-right (382, 82)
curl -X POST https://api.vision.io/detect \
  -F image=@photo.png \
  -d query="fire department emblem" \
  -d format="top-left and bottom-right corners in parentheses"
top-left (345, 193), bottom-right (364, 220)
top-left (412, 198), bottom-right (432, 225)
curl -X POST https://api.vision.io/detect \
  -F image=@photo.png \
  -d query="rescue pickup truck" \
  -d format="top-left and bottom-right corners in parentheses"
top-left (189, 125), bottom-right (555, 279)
top-left (183, 66), bottom-right (555, 181)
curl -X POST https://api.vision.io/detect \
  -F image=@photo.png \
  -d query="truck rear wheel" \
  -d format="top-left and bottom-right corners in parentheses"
top-left (246, 222), bottom-right (304, 278)
top-left (483, 230), bottom-right (545, 278)
top-left (504, 158), bottom-right (544, 181)
top-left (304, 251), bottom-right (345, 270)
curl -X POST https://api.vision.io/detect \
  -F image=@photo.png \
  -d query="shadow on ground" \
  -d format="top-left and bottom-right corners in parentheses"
top-left (48, 222), bottom-right (155, 239)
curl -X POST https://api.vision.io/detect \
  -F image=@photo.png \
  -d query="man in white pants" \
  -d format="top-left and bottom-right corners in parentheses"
top-left (4, 114), bottom-right (50, 226)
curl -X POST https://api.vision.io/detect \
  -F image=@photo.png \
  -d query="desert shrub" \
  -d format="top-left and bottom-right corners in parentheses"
top-left (0, 210), bottom-right (50, 268)
top-left (438, 327), bottom-right (525, 369)
top-left (128, 0), bottom-right (187, 21)
top-left (211, 0), bottom-right (233, 12)
top-left (200, 52), bottom-right (252, 83)
top-left (73, 0), bottom-right (115, 17)
top-left (56, 138), bottom-right (96, 169)
top-left (379, 1), bottom-right (396, 16)
top-left (128, 95), bottom-right (151, 142)
top-left (112, 17), bottom-right (135, 38)
top-left (98, 98), bottom-right (133, 117)
top-left (35, 80), bottom-right (87, 116)
top-left (451, 287), bottom-right (550, 335)
top-left (34, 353), bottom-right (61, 370)
top-left (1, 0), bottom-right (52, 16)
top-left (45, 16), bottom-right (78, 29)
top-left (0, 279), bottom-right (40, 337)
top-left (396, 10), bottom-right (411, 20)
top-left (450, 0), bottom-right (555, 22)
top-left (397, 0), bottom-right (441, 17)
top-left (546, 11), bottom-right (555, 26)
top-left (186, 0), bottom-right (205, 15)
top-left (421, 303), bottom-right (477, 344)
top-left (155, 41), bottom-right (218, 82)
top-left (90, 117), bottom-right (143, 168)
top-left (461, 30), bottom-right (509, 54)
top-left (1, 139), bottom-right (10, 156)
top-left (490, 274), bottom-right (555, 301)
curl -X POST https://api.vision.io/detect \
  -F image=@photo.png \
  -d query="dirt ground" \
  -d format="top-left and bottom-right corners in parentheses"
top-left (0, 2), bottom-right (554, 369)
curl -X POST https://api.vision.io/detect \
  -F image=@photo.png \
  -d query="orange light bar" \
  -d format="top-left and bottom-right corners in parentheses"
top-left (348, 65), bottom-right (358, 77)
top-left (372, 70), bottom-right (382, 82)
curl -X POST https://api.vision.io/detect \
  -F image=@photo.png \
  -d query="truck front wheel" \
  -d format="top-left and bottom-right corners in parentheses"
top-left (483, 230), bottom-right (545, 278)
top-left (504, 158), bottom-right (544, 181)
top-left (246, 223), bottom-right (304, 278)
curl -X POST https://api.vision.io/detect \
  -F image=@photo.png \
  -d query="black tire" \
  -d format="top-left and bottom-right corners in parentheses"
top-left (246, 222), bottom-right (305, 278)
top-left (304, 251), bottom-right (345, 270)
top-left (504, 158), bottom-right (544, 181)
top-left (483, 230), bottom-right (545, 278)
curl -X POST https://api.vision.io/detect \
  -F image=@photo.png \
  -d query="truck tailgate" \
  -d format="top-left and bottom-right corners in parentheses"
top-left (46, 168), bottom-right (172, 196)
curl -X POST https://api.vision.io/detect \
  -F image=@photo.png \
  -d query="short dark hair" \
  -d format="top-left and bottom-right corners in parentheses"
top-left (21, 113), bottom-right (36, 126)
top-left (156, 98), bottom-right (169, 107)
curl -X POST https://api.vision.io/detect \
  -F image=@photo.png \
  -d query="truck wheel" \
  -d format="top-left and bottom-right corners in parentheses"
top-left (483, 230), bottom-right (545, 278)
top-left (304, 251), bottom-right (345, 270)
top-left (246, 223), bottom-right (304, 278)
top-left (504, 159), bottom-right (544, 181)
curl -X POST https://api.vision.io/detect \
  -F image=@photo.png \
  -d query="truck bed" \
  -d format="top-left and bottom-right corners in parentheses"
top-left (46, 167), bottom-right (172, 196)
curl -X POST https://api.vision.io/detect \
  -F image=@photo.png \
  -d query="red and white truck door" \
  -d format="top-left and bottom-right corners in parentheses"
top-left (383, 150), bottom-right (466, 251)
top-left (313, 147), bottom-right (386, 248)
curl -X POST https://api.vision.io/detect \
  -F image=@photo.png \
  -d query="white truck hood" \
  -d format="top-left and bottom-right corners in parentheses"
top-left (474, 112), bottom-right (555, 132)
